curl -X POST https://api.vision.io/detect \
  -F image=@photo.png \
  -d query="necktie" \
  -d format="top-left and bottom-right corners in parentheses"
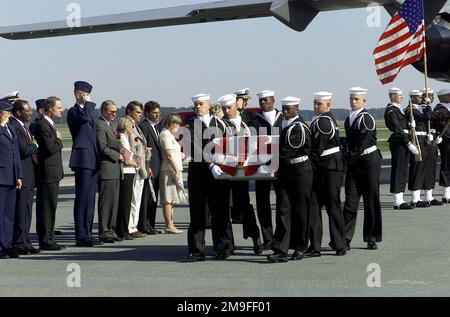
top-left (153, 124), bottom-right (159, 138)
top-left (24, 125), bottom-right (39, 165)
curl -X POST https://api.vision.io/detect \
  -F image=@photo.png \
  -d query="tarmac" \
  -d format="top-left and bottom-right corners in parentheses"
top-left (1, 150), bottom-right (450, 297)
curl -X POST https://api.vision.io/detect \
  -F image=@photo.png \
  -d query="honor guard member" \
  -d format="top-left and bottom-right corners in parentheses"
top-left (10, 100), bottom-right (41, 255)
top-left (29, 99), bottom-right (45, 136)
top-left (342, 88), bottom-right (382, 250)
top-left (405, 90), bottom-right (433, 207)
top-left (1, 91), bottom-right (21, 103)
top-left (250, 90), bottom-right (283, 251)
top-left (219, 94), bottom-right (263, 255)
top-left (184, 93), bottom-right (234, 261)
top-left (307, 92), bottom-right (346, 257)
top-left (34, 97), bottom-right (65, 251)
top-left (235, 88), bottom-right (254, 125)
top-left (267, 97), bottom-right (313, 262)
top-left (0, 101), bottom-right (23, 259)
top-left (429, 89), bottom-right (450, 203)
top-left (384, 88), bottom-right (416, 209)
top-left (420, 88), bottom-right (442, 206)
top-left (67, 81), bottom-right (100, 247)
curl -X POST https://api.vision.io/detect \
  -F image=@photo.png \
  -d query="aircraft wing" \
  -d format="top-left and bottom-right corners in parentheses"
top-left (0, 0), bottom-right (444, 40)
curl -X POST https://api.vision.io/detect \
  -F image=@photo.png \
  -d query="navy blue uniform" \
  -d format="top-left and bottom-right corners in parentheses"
top-left (0, 124), bottom-right (23, 256)
top-left (67, 101), bottom-right (99, 243)
top-left (342, 110), bottom-right (382, 244)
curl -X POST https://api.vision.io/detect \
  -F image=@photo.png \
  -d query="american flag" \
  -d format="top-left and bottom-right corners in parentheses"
top-left (373, 0), bottom-right (426, 84)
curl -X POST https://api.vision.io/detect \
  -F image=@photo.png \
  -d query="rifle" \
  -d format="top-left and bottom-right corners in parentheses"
top-left (409, 98), bottom-right (422, 162)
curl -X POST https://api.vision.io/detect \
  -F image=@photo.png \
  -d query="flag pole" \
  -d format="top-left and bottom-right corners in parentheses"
top-left (421, 0), bottom-right (432, 136)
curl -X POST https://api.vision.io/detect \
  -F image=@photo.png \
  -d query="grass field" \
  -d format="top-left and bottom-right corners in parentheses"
top-left (58, 120), bottom-right (392, 153)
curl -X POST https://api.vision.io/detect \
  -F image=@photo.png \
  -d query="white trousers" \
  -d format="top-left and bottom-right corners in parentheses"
top-left (129, 178), bottom-right (145, 233)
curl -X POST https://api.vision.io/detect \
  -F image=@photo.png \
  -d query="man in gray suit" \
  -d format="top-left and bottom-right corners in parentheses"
top-left (138, 101), bottom-right (162, 235)
top-left (96, 101), bottom-right (123, 243)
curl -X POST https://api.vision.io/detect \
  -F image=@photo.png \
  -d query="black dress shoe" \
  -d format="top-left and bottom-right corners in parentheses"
top-left (28, 247), bottom-right (41, 254)
top-left (261, 241), bottom-right (272, 251)
top-left (54, 230), bottom-right (63, 235)
top-left (147, 228), bottom-right (161, 235)
top-left (305, 247), bottom-right (321, 257)
top-left (393, 202), bottom-right (414, 210)
top-left (40, 243), bottom-right (65, 251)
top-left (252, 238), bottom-right (263, 255)
top-left (443, 197), bottom-right (450, 204)
top-left (215, 252), bottom-right (231, 260)
top-left (6, 249), bottom-right (20, 258)
top-left (183, 253), bottom-right (206, 262)
top-left (367, 241), bottom-right (378, 250)
top-left (75, 240), bottom-right (94, 247)
top-left (100, 237), bottom-right (115, 243)
top-left (336, 248), bottom-right (347, 256)
top-left (114, 237), bottom-right (124, 241)
top-left (415, 200), bottom-right (431, 208)
top-left (0, 253), bottom-right (8, 259)
top-left (291, 251), bottom-right (304, 261)
top-left (267, 253), bottom-right (289, 263)
top-left (123, 235), bottom-right (136, 240)
top-left (429, 199), bottom-right (443, 206)
top-left (14, 247), bottom-right (30, 255)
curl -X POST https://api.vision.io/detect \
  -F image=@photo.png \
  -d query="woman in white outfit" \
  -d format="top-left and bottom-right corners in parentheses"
top-left (159, 113), bottom-right (186, 234)
top-left (116, 116), bottom-right (139, 240)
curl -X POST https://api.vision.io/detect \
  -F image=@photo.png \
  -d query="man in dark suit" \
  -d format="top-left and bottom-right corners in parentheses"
top-left (67, 81), bottom-right (99, 247)
top-left (138, 101), bottom-right (162, 235)
top-left (29, 99), bottom-right (45, 136)
top-left (96, 100), bottom-right (122, 243)
top-left (10, 100), bottom-right (41, 255)
top-left (0, 100), bottom-right (23, 259)
top-left (249, 90), bottom-right (283, 251)
top-left (34, 97), bottom-right (65, 251)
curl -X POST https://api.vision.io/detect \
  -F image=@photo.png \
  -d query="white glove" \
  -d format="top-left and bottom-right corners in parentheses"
top-left (436, 136), bottom-right (443, 145)
top-left (427, 134), bottom-right (434, 142)
top-left (211, 165), bottom-right (224, 179)
top-left (408, 121), bottom-right (416, 129)
top-left (407, 142), bottom-right (419, 155)
top-left (424, 97), bottom-right (431, 104)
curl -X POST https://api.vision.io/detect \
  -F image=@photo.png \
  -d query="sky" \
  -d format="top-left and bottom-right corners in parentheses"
top-left (0, 0), bottom-right (449, 110)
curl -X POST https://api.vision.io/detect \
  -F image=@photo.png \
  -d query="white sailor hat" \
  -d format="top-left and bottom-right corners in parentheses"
top-left (437, 89), bottom-right (450, 96)
top-left (191, 93), bottom-right (211, 103)
top-left (281, 96), bottom-right (301, 106)
top-left (389, 87), bottom-right (402, 94)
top-left (256, 90), bottom-right (275, 99)
top-left (421, 88), bottom-right (434, 94)
top-left (409, 90), bottom-right (422, 96)
top-left (313, 91), bottom-right (333, 101)
top-left (1, 91), bottom-right (20, 101)
top-left (218, 94), bottom-right (237, 106)
top-left (349, 87), bottom-right (368, 95)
